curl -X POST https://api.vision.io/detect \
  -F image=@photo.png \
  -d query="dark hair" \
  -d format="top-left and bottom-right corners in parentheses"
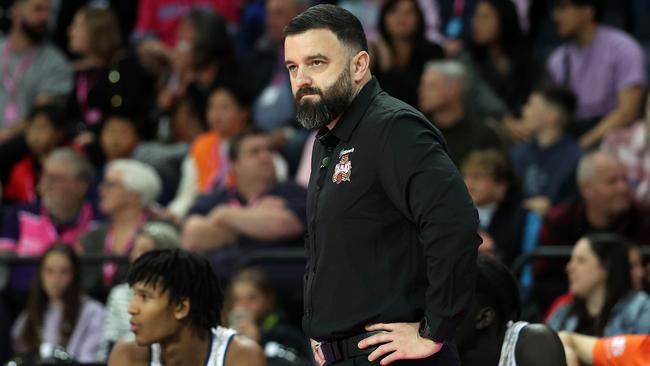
top-left (228, 128), bottom-right (267, 162)
top-left (461, 148), bottom-right (521, 195)
top-left (102, 112), bottom-right (144, 139)
top-left (209, 80), bottom-right (254, 110)
top-left (555, 0), bottom-right (604, 22)
top-left (535, 85), bottom-right (577, 125)
top-left (127, 249), bottom-right (223, 335)
top-left (183, 8), bottom-right (233, 70)
top-left (378, 0), bottom-right (426, 51)
top-left (475, 255), bottom-right (521, 330)
top-left (472, 0), bottom-right (525, 60)
top-left (563, 233), bottom-right (634, 336)
top-left (284, 4), bottom-right (368, 54)
top-left (21, 244), bottom-right (82, 355)
top-left (77, 6), bottom-right (123, 62)
top-left (222, 268), bottom-right (276, 324)
top-left (27, 104), bottom-right (69, 131)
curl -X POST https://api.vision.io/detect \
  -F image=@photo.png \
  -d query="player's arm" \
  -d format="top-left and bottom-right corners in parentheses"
top-left (107, 341), bottom-right (149, 366)
top-left (225, 335), bottom-right (266, 366)
top-left (558, 332), bottom-right (597, 365)
top-left (516, 324), bottom-right (566, 366)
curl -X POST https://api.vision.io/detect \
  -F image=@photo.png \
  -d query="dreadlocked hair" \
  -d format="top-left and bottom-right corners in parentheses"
top-left (127, 249), bottom-right (223, 336)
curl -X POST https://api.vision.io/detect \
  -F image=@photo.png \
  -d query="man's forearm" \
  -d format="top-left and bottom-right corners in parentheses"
top-left (219, 206), bottom-right (304, 241)
top-left (182, 215), bottom-right (238, 251)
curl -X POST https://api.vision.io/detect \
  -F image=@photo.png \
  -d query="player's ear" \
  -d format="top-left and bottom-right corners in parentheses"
top-left (174, 298), bottom-right (190, 320)
top-left (475, 306), bottom-right (496, 330)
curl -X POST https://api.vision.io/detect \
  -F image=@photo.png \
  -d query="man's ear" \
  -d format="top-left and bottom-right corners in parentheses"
top-left (174, 298), bottom-right (190, 321)
top-left (351, 51), bottom-right (370, 83)
top-left (475, 306), bottom-right (496, 330)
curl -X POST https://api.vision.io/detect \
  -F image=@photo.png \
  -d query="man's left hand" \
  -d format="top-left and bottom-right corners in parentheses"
top-left (358, 322), bottom-right (443, 365)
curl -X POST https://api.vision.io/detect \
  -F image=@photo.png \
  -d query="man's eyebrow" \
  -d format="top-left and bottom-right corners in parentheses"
top-left (285, 53), bottom-right (331, 65)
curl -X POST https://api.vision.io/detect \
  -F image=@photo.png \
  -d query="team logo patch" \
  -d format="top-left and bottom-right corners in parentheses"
top-left (332, 148), bottom-right (354, 184)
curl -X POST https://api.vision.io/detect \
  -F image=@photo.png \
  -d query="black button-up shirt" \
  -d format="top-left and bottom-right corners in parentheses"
top-left (304, 78), bottom-right (480, 342)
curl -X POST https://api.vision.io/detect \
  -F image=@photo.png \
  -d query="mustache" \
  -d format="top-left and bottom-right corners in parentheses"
top-left (296, 87), bottom-right (322, 100)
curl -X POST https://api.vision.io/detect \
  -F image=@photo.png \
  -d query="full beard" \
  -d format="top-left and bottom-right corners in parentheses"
top-left (21, 21), bottom-right (48, 44)
top-left (294, 67), bottom-right (354, 130)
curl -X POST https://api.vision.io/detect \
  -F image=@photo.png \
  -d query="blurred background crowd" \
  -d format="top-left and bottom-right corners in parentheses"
top-left (0, 0), bottom-right (649, 364)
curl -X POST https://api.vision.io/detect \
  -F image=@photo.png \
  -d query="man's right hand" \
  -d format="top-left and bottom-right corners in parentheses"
top-left (311, 339), bottom-right (325, 366)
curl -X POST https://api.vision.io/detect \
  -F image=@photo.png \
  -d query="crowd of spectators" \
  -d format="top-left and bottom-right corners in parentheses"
top-left (0, 0), bottom-right (649, 364)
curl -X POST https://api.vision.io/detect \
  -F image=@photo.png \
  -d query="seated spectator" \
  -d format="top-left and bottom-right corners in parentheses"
top-left (466, 0), bottom-right (541, 116)
top-left (98, 221), bottom-right (180, 361)
top-left (456, 255), bottom-right (565, 366)
top-left (547, 0), bottom-right (646, 148)
top-left (461, 149), bottom-right (528, 266)
top-left (223, 268), bottom-right (310, 365)
top-left (99, 114), bottom-right (142, 164)
top-left (534, 152), bottom-right (650, 310)
top-left (66, 6), bottom-right (154, 143)
top-left (3, 105), bottom-right (68, 205)
top-left (511, 86), bottom-right (582, 215)
top-left (601, 95), bottom-right (650, 206)
top-left (560, 332), bottom-right (650, 366)
top-left (0, 0), bottom-right (73, 142)
top-left (546, 233), bottom-right (650, 336)
top-left (80, 159), bottom-right (162, 298)
top-left (370, 0), bottom-right (444, 108)
top-left (182, 129), bottom-right (306, 280)
top-left (11, 244), bottom-right (105, 363)
top-left (167, 82), bottom-right (252, 218)
top-left (418, 60), bottom-right (504, 168)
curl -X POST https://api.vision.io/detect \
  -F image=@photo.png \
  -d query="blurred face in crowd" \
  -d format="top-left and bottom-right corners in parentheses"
top-left (14, 0), bottom-right (52, 43)
top-left (233, 134), bottom-right (276, 185)
top-left (553, 2), bottom-right (594, 39)
top-left (418, 68), bottom-right (461, 121)
top-left (521, 93), bottom-right (561, 132)
top-left (100, 117), bottom-right (140, 161)
top-left (40, 157), bottom-right (88, 213)
top-left (580, 155), bottom-right (631, 220)
top-left (68, 11), bottom-right (90, 55)
top-left (384, 0), bottom-right (419, 40)
top-left (174, 16), bottom-right (198, 72)
top-left (472, 1), bottom-right (500, 45)
top-left (462, 167), bottom-right (507, 207)
top-left (629, 247), bottom-right (646, 291)
top-left (41, 251), bottom-right (74, 301)
top-left (99, 168), bottom-right (138, 215)
top-left (206, 88), bottom-right (249, 137)
top-left (129, 281), bottom-right (187, 346)
top-left (129, 234), bottom-right (155, 264)
top-left (25, 113), bottom-right (63, 157)
top-left (566, 238), bottom-right (606, 298)
top-left (170, 98), bottom-right (204, 143)
top-left (266, 0), bottom-right (301, 44)
top-left (231, 281), bottom-right (272, 323)
top-left (285, 29), bottom-right (356, 130)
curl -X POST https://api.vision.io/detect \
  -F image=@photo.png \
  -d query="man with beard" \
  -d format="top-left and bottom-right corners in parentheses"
top-left (0, 0), bottom-right (72, 142)
top-left (284, 5), bottom-right (481, 366)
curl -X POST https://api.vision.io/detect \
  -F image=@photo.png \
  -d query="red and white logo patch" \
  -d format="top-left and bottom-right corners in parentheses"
top-left (332, 148), bottom-right (354, 184)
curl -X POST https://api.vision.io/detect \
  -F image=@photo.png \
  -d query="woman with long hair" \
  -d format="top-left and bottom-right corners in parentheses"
top-left (371, 0), bottom-right (444, 108)
top-left (11, 244), bottom-right (105, 362)
top-left (547, 233), bottom-right (650, 336)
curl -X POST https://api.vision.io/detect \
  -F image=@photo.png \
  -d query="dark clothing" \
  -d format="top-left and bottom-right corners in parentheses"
top-left (436, 113), bottom-right (504, 168)
top-left (534, 200), bottom-right (650, 310)
top-left (305, 78), bottom-right (480, 347)
top-left (486, 196), bottom-right (529, 267)
top-left (188, 181), bottom-right (307, 279)
top-left (374, 41), bottom-right (444, 108)
top-left (511, 136), bottom-right (582, 204)
top-left (330, 342), bottom-right (460, 365)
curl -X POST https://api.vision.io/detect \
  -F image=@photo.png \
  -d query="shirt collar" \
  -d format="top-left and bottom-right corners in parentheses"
top-left (316, 77), bottom-right (383, 146)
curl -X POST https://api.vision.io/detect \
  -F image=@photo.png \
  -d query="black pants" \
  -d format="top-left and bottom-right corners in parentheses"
top-left (330, 342), bottom-right (459, 366)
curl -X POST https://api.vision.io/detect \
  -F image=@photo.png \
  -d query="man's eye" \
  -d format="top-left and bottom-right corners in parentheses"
top-left (312, 60), bottom-right (323, 66)
top-left (287, 65), bottom-right (297, 72)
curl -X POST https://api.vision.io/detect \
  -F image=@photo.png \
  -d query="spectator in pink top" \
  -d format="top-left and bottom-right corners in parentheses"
top-left (547, 0), bottom-right (646, 149)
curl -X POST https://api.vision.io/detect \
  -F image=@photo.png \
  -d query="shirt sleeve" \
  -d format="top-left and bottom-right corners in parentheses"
top-left (75, 301), bottom-right (106, 362)
top-left (613, 37), bottom-right (647, 91)
top-left (546, 47), bottom-right (564, 85)
top-left (36, 48), bottom-right (73, 96)
top-left (593, 335), bottom-right (650, 366)
top-left (378, 114), bottom-right (480, 342)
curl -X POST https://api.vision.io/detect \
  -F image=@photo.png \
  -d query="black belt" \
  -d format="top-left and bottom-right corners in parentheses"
top-left (319, 331), bottom-right (384, 365)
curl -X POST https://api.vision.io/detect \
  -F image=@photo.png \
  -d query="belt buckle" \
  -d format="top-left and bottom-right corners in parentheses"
top-left (320, 340), bottom-right (343, 364)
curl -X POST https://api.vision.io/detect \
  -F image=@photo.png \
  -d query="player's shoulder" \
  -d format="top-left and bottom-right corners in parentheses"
top-left (108, 340), bottom-right (150, 366)
top-left (225, 335), bottom-right (266, 366)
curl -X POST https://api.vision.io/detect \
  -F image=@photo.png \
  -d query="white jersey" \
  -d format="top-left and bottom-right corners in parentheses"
top-left (498, 321), bottom-right (529, 366)
top-left (149, 326), bottom-right (237, 366)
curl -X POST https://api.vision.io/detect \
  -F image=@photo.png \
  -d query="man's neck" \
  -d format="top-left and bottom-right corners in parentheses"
top-left (432, 102), bottom-right (464, 128)
top-left (534, 127), bottom-right (563, 147)
top-left (160, 328), bottom-right (211, 366)
top-left (585, 205), bottom-right (617, 229)
top-left (237, 179), bottom-right (274, 201)
top-left (586, 284), bottom-right (606, 316)
top-left (47, 204), bottom-right (82, 226)
top-left (8, 30), bottom-right (33, 52)
top-left (574, 23), bottom-right (598, 48)
top-left (111, 206), bottom-right (144, 228)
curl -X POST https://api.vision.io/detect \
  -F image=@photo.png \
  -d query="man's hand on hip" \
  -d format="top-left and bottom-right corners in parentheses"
top-left (358, 322), bottom-right (443, 365)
